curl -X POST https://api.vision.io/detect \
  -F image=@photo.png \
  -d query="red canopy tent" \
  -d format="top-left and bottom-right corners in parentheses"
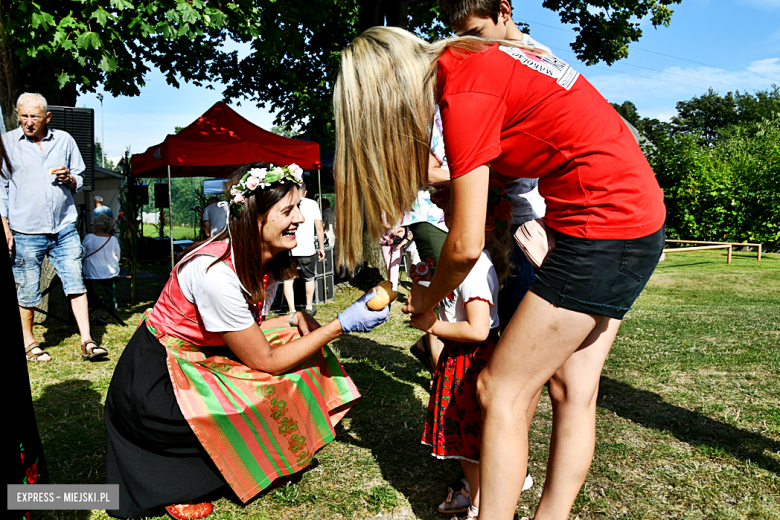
top-left (132, 101), bottom-right (321, 177)
top-left (131, 102), bottom-right (321, 267)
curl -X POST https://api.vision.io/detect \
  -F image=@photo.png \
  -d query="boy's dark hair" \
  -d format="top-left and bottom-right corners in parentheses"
top-left (438, 0), bottom-right (503, 26)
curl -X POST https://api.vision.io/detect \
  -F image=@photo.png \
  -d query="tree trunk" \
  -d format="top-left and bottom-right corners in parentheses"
top-left (383, 0), bottom-right (409, 29)
top-left (0, 3), bottom-right (17, 130)
top-left (358, 0), bottom-right (410, 33)
top-left (0, 4), bottom-right (77, 130)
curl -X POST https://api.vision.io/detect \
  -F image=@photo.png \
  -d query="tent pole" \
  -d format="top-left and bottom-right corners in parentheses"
top-left (168, 165), bottom-right (174, 271)
top-left (317, 167), bottom-right (323, 303)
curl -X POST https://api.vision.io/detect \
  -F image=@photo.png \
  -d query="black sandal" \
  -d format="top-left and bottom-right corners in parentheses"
top-left (81, 340), bottom-right (108, 361)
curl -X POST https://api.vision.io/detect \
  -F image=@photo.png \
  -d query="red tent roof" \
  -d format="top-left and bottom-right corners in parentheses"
top-left (132, 102), bottom-right (321, 178)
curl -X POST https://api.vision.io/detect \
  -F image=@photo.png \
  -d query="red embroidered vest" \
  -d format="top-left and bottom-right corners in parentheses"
top-left (147, 241), bottom-right (259, 346)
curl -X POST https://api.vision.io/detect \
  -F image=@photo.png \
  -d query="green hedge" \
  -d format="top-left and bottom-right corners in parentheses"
top-left (648, 113), bottom-right (780, 250)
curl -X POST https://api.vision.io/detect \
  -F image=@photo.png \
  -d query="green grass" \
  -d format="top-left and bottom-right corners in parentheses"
top-left (144, 225), bottom-right (199, 241)
top-left (27, 249), bottom-right (779, 519)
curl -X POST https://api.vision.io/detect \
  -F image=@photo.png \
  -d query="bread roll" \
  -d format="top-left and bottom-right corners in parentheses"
top-left (367, 280), bottom-right (397, 311)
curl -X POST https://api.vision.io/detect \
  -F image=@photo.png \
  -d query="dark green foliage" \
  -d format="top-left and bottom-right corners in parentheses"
top-left (2, 0), bottom-right (686, 146)
top-left (648, 113), bottom-right (780, 248)
top-left (613, 88), bottom-right (780, 250)
top-left (138, 176), bottom-right (210, 231)
top-left (611, 100), bottom-right (672, 147)
top-left (671, 86), bottom-right (780, 145)
top-left (543, 0), bottom-right (682, 65)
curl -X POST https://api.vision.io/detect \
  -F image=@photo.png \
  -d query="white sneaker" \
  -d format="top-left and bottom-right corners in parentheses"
top-left (522, 472), bottom-right (533, 491)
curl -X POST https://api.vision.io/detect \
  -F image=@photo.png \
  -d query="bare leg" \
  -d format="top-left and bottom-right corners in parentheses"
top-left (19, 306), bottom-right (36, 347)
top-left (20, 306), bottom-right (51, 360)
top-left (476, 292), bottom-right (600, 520)
top-left (69, 293), bottom-right (92, 343)
top-left (534, 318), bottom-right (620, 519)
top-left (429, 334), bottom-right (445, 367)
top-left (283, 279), bottom-right (296, 314)
top-left (462, 459), bottom-right (481, 508)
top-left (304, 280), bottom-right (315, 309)
top-left (527, 386), bottom-right (543, 429)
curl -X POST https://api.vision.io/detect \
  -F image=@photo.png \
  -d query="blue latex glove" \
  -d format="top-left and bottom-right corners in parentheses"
top-left (338, 290), bottom-right (391, 333)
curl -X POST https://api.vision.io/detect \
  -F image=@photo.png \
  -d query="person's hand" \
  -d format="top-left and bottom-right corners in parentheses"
top-left (4, 225), bottom-right (12, 254)
top-left (318, 248), bottom-right (325, 261)
top-left (291, 311), bottom-right (321, 336)
top-left (409, 262), bottom-right (433, 285)
top-left (409, 310), bottom-right (437, 333)
top-left (402, 281), bottom-right (430, 315)
top-left (53, 167), bottom-right (75, 188)
top-left (337, 290), bottom-right (390, 333)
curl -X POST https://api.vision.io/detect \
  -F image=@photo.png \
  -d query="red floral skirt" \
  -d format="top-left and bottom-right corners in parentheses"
top-left (421, 328), bottom-right (499, 462)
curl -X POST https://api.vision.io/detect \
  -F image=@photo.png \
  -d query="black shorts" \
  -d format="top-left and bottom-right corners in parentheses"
top-left (293, 253), bottom-right (318, 281)
top-left (530, 226), bottom-right (665, 320)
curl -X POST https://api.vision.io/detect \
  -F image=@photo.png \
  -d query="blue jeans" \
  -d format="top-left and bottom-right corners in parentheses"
top-left (12, 223), bottom-right (86, 307)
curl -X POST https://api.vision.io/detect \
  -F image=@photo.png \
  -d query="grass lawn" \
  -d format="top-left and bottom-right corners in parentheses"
top-left (27, 249), bottom-right (779, 520)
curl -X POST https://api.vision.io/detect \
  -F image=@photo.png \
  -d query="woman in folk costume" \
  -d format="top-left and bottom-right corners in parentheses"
top-left (104, 163), bottom-right (389, 520)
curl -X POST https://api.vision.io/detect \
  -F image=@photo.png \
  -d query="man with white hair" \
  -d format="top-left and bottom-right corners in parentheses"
top-left (0, 92), bottom-right (107, 362)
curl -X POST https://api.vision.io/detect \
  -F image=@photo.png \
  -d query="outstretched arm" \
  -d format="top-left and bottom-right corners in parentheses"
top-left (410, 299), bottom-right (491, 343)
top-left (222, 319), bottom-right (343, 375)
top-left (223, 291), bottom-right (389, 374)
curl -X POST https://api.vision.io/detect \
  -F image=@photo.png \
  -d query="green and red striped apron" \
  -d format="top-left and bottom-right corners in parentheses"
top-left (143, 241), bottom-right (359, 503)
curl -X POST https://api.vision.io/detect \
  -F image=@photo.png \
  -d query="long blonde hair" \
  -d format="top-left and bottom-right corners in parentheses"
top-left (333, 26), bottom-right (543, 269)
top-left (486, 223), bottom-right (512, 286)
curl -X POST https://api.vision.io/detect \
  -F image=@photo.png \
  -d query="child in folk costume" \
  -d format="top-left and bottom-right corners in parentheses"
top-left (104, 163), bottom-right (390, 520)
top-left (410, 180), bottom-right (512, 520)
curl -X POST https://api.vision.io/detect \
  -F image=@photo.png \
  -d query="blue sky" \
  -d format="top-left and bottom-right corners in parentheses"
top-left (77, 0), bottom-right (780, 159)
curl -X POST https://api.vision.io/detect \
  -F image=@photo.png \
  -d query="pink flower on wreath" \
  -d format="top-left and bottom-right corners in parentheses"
top-left (288, 163), bottom-right (304, 182)
top-left (245, 176), bottom-right (260, 191)
top-left (233, 194), bottom-right (245, 204)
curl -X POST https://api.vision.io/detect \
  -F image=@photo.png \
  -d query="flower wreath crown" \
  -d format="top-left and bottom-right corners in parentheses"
top-left (229, 163), bottom-right (304, 215)
top-left (430, 178), bottom-right (512, 228)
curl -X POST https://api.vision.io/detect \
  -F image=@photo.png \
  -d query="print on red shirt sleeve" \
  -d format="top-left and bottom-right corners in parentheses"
top-left (498, 45), bottom-right (580, 90)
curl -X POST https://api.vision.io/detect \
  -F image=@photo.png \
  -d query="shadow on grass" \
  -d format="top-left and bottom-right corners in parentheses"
top-left (332, 335), bottom-right (457, 519)
top-left (598, 377), bottom-right (780, 475)
top-left (35, 267), bottom-right (168, 354)
top-left (35, 380), bottom-right (105, 520)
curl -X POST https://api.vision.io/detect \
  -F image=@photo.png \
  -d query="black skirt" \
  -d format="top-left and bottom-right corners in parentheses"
top-left (5, 236), bottom-right (49, 508)
top-left (104, 325), bottom-right (228, 518)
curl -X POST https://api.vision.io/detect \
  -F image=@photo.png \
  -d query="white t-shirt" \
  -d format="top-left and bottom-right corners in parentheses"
top-left (177, 254), bottom-right (279, 332)
top-left (202, 202), bottom-right (229, 237)
top-left (437, 250), bottom-right (500, 330)
top-left (82, 234), bottom-right (121, 280)
top-left (291, 197), bottom-right (322, 257)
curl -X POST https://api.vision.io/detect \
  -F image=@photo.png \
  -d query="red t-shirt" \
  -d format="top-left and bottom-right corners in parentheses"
top-left (438, 44), bottom-right (666, 240)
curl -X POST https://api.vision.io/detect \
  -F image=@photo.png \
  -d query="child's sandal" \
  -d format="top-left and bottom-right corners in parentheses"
top-left (450, 504), bottom-right (479, 520)
top-left (438, 486), bottom-right (471, 514)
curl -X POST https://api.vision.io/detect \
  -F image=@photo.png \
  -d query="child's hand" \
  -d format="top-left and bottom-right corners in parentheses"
top-left (409, 262), bottom-right (433, 284)
top-left (409, 310), bottom-right (437, 333)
